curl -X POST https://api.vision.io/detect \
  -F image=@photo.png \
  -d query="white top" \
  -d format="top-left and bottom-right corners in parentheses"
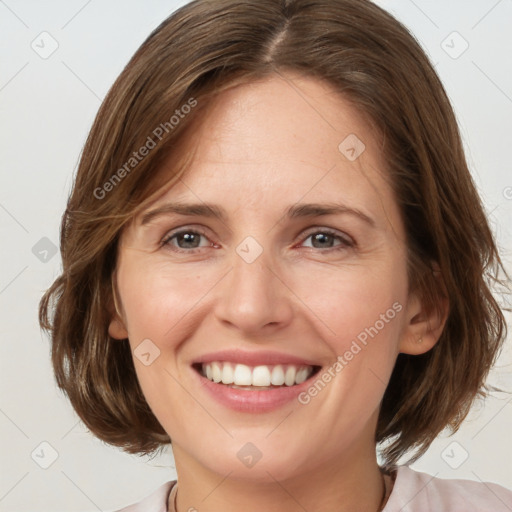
top-left (113, 466), bottom-right (512, 511)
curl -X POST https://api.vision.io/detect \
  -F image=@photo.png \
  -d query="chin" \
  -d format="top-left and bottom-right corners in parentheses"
top-left (196, 438), bottom-right (310, 484)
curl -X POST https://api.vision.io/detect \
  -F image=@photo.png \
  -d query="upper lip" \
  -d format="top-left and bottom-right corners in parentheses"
top-left (191, 349), bottom-right (321, 367)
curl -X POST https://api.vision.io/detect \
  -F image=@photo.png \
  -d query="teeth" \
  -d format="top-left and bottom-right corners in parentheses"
top-left (233, 364), bottom-right (252, 385)
top-left (211, 362), bottom-right (222, 383)
top-left (295, 367), bottom-right (309, 384)
top-left (221, 363), bottom-right (235, 384)
top-left (271, 365), bottom-right (285, 385)
top-left (285, 366), bottom-right (296, 386)
top-left (200, 362), bottom-right (315, 387)
top-left (252, 366), bottom-right (271, 386)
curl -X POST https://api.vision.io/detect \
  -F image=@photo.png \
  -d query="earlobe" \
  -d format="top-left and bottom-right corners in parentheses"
top-left (108, 317), bottom-right (129, 340)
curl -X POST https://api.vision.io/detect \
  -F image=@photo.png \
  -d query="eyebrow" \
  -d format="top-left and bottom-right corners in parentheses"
top-left (140, 201), bottom-right (375, 227)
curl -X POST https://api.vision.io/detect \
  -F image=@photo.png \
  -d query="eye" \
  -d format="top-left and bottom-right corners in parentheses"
top-left (161, 226), bottom-right (355, 254)
top-left (299, 229), bottom-right (355, 251)
top-left (161, 228), bottom-right (215, 253)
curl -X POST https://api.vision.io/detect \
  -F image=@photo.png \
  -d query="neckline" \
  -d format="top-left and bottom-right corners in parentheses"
top-left (167, 469), bottom-right (398, 512)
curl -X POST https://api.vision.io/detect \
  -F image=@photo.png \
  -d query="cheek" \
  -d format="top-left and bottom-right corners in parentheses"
top-left (118, 258), bottom-right (209, 342)
top-left (289, 262), bottom-right (408, 349)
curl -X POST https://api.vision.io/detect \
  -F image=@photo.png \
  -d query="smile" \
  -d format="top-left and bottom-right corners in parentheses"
top-left (197, 362), bottom-right (320, 389)
top-left (191, 356), bottom-right (323, 412)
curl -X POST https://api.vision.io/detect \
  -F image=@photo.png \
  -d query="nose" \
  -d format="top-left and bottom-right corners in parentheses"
top-left (213, 242), bottom-right (294, 336)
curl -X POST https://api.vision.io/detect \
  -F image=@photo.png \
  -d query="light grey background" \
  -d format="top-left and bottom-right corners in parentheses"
top-left (1, 1), bottom-right (511, 511)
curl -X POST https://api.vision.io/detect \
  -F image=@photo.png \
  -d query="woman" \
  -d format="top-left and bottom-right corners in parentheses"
top-left (39, 0), bottom-right (512, 510)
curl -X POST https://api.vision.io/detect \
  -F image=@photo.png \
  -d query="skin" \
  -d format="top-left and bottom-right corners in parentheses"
top-left (109, 72), bottom-right (448, 512)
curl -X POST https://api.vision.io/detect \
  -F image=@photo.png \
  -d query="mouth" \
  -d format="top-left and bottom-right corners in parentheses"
top-left (190, 349), bottom-right (325, 412)
top-left (192, 362), bottom-right (322, 390)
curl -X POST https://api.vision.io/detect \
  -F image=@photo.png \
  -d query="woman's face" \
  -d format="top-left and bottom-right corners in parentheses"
top-left (110, 73), bottom-right (426, 482)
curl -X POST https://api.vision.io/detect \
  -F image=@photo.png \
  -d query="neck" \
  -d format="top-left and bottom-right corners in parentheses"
top-left (172, 442), bottom-right (384, 512)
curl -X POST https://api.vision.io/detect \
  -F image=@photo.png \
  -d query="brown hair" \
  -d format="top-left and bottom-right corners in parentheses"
top-left (39, 0), bottom-right (509, 467)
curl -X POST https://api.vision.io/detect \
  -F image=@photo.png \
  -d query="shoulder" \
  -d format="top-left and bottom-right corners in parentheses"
top-left (384, 466), bottom-right (512, 512)
top-left (112, 480), bottom-right (176, 512)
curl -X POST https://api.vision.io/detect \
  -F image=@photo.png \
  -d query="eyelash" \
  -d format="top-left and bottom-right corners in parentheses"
top-left (160, 226), bottom-right (355, 254)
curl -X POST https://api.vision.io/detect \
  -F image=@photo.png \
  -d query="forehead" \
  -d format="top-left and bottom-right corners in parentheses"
top-left (136, 73), bottom-right (401, 233)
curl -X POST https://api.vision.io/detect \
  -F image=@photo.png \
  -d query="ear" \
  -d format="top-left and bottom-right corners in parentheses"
top-left (399, 266), bottom-right (449, 355)
top-left (109, 316), bottom-right (128, 340)
top-left (108, 272), bottom-right (129, 340)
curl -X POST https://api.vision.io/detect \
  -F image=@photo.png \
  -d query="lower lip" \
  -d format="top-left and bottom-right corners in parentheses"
top-left (192, 368), bottom-right (319, 413)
